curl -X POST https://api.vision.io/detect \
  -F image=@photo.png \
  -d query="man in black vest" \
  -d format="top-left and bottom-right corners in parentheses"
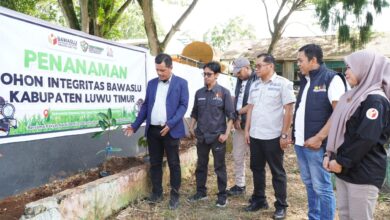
top-left (292, 44), bottom-right (346, 220)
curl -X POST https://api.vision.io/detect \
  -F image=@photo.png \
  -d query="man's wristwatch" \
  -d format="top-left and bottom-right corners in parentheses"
top-left (281, 133), bottom-right (288, 139)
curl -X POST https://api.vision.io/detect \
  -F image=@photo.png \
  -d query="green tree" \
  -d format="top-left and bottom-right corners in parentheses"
top-left (0, 0), bottom-right (36, 13)
top-left (314, 0), bottom-right (389, 50)
top-left (203, 17), bottom-right (256, 51)
top-left (57, 0), bottom-right (133, 38)
top-left (260, 0), bottom-right (389, 53)
top-left (137, 0), bottom-right (199, 55)
top-left (0, 0), bottom-right (63, 24)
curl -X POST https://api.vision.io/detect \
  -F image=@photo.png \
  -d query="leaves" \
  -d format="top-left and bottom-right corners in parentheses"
top-left (313, 0), bottom-right (389, 50)
top-left (203, 16), bottom-right (256, 51)
top-left (93, 108), bottom-right (122, 156)
top-left (98, 112), bottom-right (108, 120)
top-left (138, 136), bottom-right (148, 148)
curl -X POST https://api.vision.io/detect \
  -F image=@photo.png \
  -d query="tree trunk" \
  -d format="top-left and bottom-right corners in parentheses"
top-left (79, 0), bottom-right (89, 33)
top-left (268, 30), bottom-right (282, 54)
top-left (262, 0), bottom-right (306, 54)
top-left (89, 0), bottom-right (101, 36)
top-left (161, 0), bottom-right (198, 52)
top-left (137, 0), bottom-right (162, 55)
top-left (57, 0), bottom-right (80, 30)
top-left (138, 0), bottom-right (199, 55)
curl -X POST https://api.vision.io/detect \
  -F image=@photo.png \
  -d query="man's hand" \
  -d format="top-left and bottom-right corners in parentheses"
top-left (160, 125), bottom-right (170, 137)
top-left (234, 120), bottom-right (242, 130)
top-left (123, 126), bottom-right (134, 136)
top-left (323, 155), bottom-right (331, 171)
top-left (218, 133), bottom-right (228, 143)
top-left (304, 135), bottom-right (323, 150)
top-left (329, 160), bottom-right (342, 173)
top-left (245, 130), bottom-right (250, 144)
top-left (280, 137), bottom-right (289, 151)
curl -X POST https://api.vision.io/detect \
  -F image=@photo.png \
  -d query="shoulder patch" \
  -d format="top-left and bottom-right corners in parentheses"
top-left (366, 108), bottom-right (379, 120)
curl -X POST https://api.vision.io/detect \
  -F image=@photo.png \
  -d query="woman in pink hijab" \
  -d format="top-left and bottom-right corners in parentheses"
top-left (324, 49), bottom-right (390, 220)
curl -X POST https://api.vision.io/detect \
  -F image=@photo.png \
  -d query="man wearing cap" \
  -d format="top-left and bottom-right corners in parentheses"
top-left (227, 57), bottom-right (257, 196)
top-left (244, 53), bottom-right (295, 220)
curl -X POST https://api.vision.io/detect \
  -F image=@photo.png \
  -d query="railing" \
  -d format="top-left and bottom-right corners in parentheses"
top-left (172, 54), bottom-right (204, 68)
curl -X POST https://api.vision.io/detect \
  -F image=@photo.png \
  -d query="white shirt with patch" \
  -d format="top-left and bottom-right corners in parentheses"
top-left (248, 73), bottom-right (296, 140)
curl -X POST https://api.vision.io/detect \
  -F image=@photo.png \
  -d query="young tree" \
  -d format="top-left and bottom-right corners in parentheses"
top-left (137, 0), bottom-right (199, 55)
top-left (203, 17), bottom-right (256, 51)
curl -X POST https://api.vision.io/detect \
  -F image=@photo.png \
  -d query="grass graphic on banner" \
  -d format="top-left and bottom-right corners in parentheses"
top-left (8, 107), bottom-right (137, 136)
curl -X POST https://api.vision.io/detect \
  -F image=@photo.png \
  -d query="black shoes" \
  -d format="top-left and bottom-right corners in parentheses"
top-left (169, 196), bottom-right (179, 210)
top-left (216, 196), bottom-right (227, 208)
top-left (187, 193), bottom-right (208, 202)
top-left (273, 208), bottom-right (287, 219)
top-left (245, 201), bottom-right (269, 212)
top-left (145, 193), bottom-right (163, 203)
top-left (226, 185), bottom-right (246, 196)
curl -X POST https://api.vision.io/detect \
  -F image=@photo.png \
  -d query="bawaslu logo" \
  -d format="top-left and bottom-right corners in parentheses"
top-left (48, 33), bottom-right (77, 49)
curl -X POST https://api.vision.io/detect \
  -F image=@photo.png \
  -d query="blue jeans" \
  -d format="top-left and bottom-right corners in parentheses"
top-left (294, 145), bottom-right (335, 220)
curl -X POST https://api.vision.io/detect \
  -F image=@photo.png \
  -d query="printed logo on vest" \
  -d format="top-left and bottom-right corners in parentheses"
top-left (313, 84), bottom-right (327, 92)
top-left (366, 108), bottom-right (379, 120)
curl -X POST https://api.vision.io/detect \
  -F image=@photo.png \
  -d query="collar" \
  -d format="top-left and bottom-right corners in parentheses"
top-left (205, 83), bottom-right (220, 92)
top-left (159, 74), bottom-right (173, 84)
top-left (308, 64), bottom-right (325, 79)
top-left (260, 72), bottom-right (277, 83)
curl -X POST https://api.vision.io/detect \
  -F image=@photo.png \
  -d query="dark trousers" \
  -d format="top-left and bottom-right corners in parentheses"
top-left (195, 140), bottom-right (227, 199)
top-left (250, 136), bottom-right (288, 209)
top-left (147, 125), bottom-right (181, 198)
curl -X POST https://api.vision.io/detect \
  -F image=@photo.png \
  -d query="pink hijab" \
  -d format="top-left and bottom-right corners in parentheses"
top-left (326, 49), bottom-right (390, 152)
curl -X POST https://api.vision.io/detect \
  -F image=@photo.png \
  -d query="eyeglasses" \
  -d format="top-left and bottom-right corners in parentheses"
top-left (203, 72), bottom-right (214, 77)
top-left (255, 63), bottom-right (271, 69)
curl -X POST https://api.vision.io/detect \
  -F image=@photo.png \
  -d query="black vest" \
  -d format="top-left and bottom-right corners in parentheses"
top-left (293, 64), bottom-right (337, 147)
top-left (234, 72), bottom-right (257, 128)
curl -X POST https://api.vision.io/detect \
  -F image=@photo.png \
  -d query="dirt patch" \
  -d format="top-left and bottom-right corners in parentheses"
top-left (0, 156), bottom-right (144, 220)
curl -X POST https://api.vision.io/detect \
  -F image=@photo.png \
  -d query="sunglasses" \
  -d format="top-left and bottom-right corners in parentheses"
top-left (203, 72), bottom-right (214, 77)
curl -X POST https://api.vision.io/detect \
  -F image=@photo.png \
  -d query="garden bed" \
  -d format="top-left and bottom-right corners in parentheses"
top-left (0, 137), bottom-right (196, 220)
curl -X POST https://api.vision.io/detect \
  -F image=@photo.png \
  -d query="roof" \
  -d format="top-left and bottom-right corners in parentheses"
top-left (221, 32), bottom-right (390, 61)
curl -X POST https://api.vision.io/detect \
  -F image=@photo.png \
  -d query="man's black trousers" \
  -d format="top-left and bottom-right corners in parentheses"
top-left (195, 140), bottom-right (227, 199)
top-left (147, 125), bottom-right (181, 197)
top-left (249, 136), bottom-right (288, 209)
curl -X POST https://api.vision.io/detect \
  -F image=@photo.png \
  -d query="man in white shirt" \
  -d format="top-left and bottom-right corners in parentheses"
top-left (244, 53), bottom-right (295, 220)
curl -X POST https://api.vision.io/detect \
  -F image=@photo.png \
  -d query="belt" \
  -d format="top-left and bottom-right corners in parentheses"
top-left (150, 124), bottom-right (165, 129)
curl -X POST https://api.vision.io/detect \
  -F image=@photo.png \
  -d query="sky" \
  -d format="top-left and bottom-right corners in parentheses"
top-left (155, 0), bottom-right (390, 54)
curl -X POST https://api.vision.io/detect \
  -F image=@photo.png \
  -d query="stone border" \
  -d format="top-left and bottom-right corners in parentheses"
top-left (21, 147), bottom-right (197, 220)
